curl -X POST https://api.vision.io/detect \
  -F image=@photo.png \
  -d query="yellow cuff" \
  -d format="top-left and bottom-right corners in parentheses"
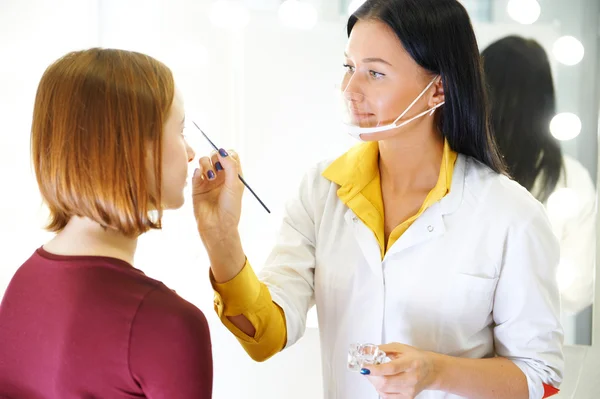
top-left (210, 259), bottom-right (262, 317)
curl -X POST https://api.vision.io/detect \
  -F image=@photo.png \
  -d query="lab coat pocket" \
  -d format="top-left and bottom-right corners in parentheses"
top-left (453, 273), bottom-right (498, 298)
top-left (442, 273), bottom-right (498, 334)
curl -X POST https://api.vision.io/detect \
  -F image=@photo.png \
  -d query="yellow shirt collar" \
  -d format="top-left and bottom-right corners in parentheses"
top-left (322, 139), bottom-right (458, 257)
top-left (322, 141), bottom-right (380, 203)
top-left (322, 139), bottom-right (457, 204)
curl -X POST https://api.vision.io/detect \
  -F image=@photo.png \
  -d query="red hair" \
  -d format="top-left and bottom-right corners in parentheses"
top-left (31, 48), bottom-right (175, 236)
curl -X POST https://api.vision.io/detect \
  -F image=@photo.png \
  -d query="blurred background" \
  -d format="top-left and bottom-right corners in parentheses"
top-left (1, 0), bottom-right (599, 397)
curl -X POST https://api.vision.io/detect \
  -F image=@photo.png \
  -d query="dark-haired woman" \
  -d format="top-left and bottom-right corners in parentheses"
top-left (483, 35), bottom-right (596, 341)
top-left (191, 1), bottom-right (563, 398)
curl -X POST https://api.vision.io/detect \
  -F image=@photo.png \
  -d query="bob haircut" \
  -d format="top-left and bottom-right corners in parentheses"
top-left (348, 0), bottom-right (506, 174)
top-left (31, 48), bottom-right (175, 236)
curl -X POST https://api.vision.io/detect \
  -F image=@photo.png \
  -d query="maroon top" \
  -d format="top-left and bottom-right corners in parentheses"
top-left (0, 247), bottom-right (212, 399)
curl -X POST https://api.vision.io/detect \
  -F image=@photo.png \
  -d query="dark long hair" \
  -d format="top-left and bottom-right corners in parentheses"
top-left (482, 36), bottom-right (563, 202)
top-left (349, 0), bottom-right (506, 174)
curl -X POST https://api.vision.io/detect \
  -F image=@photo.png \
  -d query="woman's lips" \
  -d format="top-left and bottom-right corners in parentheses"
top-left (350, 110), bottom-right (375, 121)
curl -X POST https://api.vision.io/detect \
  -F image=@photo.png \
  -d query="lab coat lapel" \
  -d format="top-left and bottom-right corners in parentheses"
top-left (385, 155), bottom-right (466, 258)
top-left (345, 209), bottom-right (383, 278)
top-left (385, 204), bottom-right (445, 258)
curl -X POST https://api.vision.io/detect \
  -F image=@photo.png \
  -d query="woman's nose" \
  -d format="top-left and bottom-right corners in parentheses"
top-left (186, 141), bottom-right (196, 162)
top-left (343, 89), bottom-right (366, 105)
top-left (342, 76), bottom-right (365, 102)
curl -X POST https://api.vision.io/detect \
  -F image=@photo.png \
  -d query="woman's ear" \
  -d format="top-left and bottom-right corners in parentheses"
top-left (429, 77), bottom-right (445, 108)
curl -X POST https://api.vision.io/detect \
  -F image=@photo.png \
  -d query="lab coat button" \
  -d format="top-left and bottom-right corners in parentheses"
top-left (427, 225), bottom-right (434, 232)
top-left (352, 216), bottom-right (359, 223)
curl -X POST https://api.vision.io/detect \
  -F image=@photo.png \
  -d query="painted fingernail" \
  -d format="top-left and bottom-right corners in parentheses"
top-left (360, 368), bottom-right (370, 375)
top-left (215, 162), bottom-right (223, 171)
top-left (207, 170), bottom-right (215, 179)
top-left (193, 168), bottom-right (200, 178)
top-left (219, 148), bottom-right (229, 157)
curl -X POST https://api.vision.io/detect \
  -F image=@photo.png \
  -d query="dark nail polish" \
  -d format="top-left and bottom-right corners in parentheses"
top-left (207, 170), bottom-right (215, 179)
top-left (215, 162), bottom-right (223, 171)
top-left (219, 148), bottom-right (229, 157)
top-left (360, 368), bottom-right (370, 375)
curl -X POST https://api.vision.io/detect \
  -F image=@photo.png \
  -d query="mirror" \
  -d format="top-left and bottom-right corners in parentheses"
top-left (464, 0), bottom-right (599, 346)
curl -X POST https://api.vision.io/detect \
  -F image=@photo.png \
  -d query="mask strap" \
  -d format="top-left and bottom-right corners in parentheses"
top-left (391, 76), bottom-right (440, 126)
top-left (395, 101), bottom-right (445, 129)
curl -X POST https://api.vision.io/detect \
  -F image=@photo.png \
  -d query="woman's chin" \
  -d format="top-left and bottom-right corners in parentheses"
top-left (161, 194), bottom-right (186, 211)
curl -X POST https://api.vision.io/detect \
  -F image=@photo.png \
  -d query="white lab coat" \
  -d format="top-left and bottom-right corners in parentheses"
top-left (533, 155), bottom-right (596, 316)
top-left (259, 154), bottom-right (564, 399)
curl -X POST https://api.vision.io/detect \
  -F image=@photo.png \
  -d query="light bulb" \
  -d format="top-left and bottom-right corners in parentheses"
top-left (347, 0), bottom-right (366, 15)
top-left (209, 0), bottom-right (250, 30)
top-left (550, 113), bottom-right (582, 141)
top-left (278, 0), bottom-right (318, 30)
top-left (507, 0), bottom-right (541, 25)
top-left (552, 36), bottom-right (585, 66)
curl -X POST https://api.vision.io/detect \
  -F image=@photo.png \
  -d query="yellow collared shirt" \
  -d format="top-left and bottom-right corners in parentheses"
top-left (211, 140), bottom-right (458, 361)
top-left (322, 140), bottom-right (457, 257)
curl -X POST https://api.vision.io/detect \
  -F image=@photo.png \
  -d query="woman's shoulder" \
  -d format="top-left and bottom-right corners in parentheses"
top-left (127, 283), bottom-right (213, 394)
top-left (139, 283), bottom-right (209, 326)
top-left (292, 158), bottom-right (341, 196)
top-left (545, 155), bottom-right (597, 228)
top-left (301, 142), bottom-right (372, 189)
top-left (560, 154), bottom-right (596, 197)
top-left (462, 155), bottom-right (548, 223)
top-left (128, 283), bottom-right (211, 353)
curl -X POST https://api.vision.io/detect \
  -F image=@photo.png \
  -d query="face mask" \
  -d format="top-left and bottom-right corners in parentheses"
top-left (342, 76), bottom-right (444, 141)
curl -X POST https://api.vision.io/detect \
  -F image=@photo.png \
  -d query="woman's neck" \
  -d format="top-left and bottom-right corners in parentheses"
top-left (43, 216), bottom-right (138, 265)
top-left (378, 124), bottom-right (444, 194)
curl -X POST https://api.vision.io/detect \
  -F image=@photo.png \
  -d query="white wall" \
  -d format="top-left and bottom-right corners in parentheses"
top-left (0, 0), bottom-right (99, 294)
top-left (0, 0), bottom-right (598, 398)
top-left (0, 1), bottom-right (337, 397)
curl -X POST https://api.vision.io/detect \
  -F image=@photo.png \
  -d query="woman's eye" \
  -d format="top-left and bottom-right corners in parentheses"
top-left (370, 70), bottom-right (385, 79)
top-left (343, 63), bottom-right (355, 72)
